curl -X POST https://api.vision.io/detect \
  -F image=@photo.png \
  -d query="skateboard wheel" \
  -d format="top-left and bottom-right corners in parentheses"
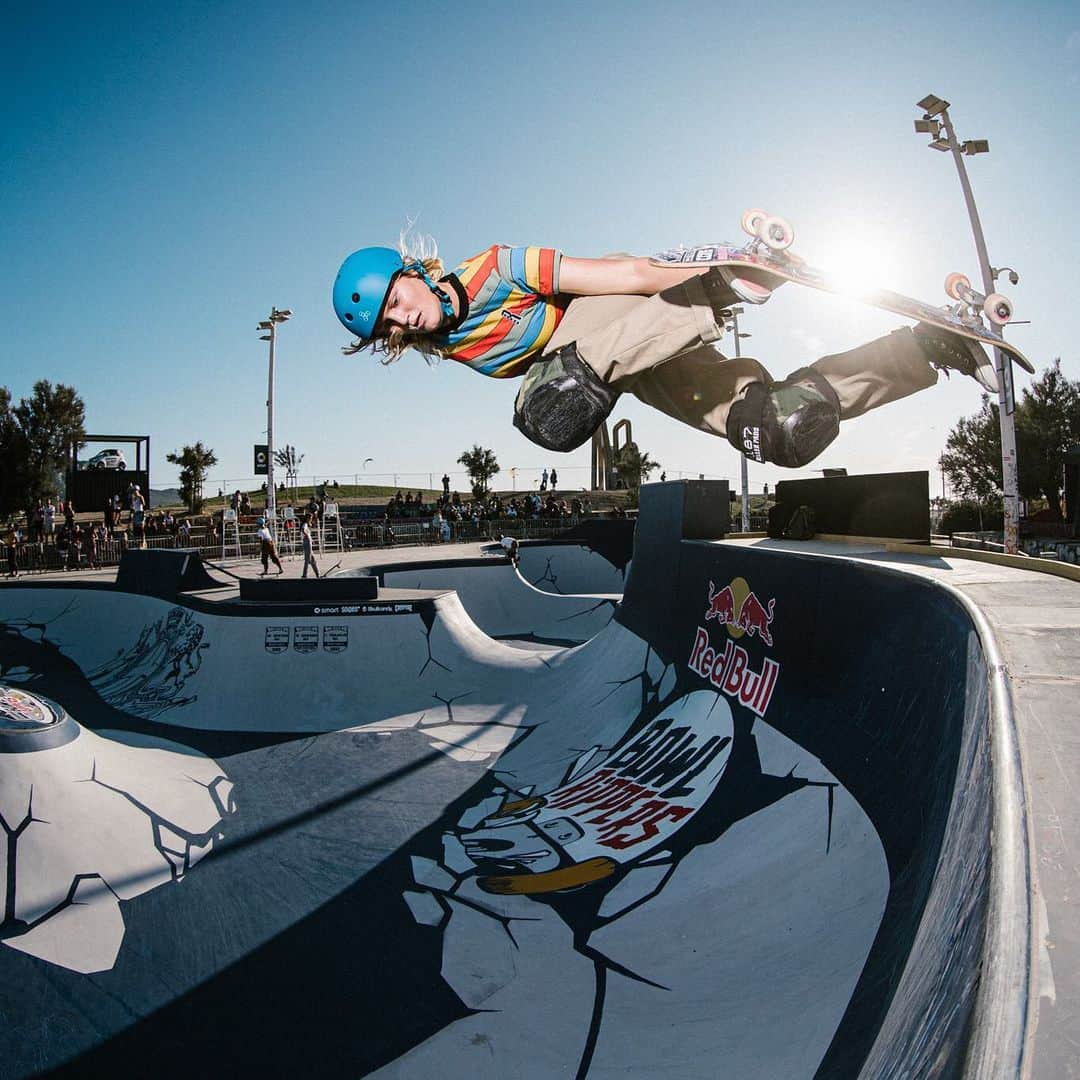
top-left (983, 292), bottom-right (1013, 325)
top-left (757, 214), bottom-right (794, 251)
top-left (944, 272), bottom-right (971, 301)
top-left (741, 207), bottom-right (768, 236)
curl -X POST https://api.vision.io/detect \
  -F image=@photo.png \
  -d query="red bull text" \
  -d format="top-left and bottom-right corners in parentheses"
top-left (688, 631), bottom-right (780, 717)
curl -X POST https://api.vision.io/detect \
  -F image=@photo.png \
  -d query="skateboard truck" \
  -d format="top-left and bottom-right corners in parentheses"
top-left (943, 271), bottom-right (1014, 326)
top-left (741, 208), bottom-right (796, 252)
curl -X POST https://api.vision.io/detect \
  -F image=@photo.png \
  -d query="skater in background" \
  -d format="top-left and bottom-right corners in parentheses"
top-left (255, 517), bottom-right (284, 576)
top-left (332, 230), bottom-right (997, 469)
top-left (301, 512), bottom-right (320, 579)
top-left (499, 534), bottom-right (520, 566)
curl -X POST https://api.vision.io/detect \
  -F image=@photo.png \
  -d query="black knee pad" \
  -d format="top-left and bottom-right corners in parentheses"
top-left (726, 367), bottom-right (840, 468)
top-left (513, 343), bottom-right (620, 452)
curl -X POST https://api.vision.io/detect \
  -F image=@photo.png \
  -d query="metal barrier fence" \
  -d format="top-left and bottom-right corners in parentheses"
top-left (4, 516), bottom-right (601, 573)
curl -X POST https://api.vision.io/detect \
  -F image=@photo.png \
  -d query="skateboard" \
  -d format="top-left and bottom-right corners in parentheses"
top-left (650, 209), bottom-right (1035, 374)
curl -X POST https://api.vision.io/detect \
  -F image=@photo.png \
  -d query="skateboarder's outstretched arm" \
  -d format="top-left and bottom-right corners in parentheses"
top-left (559, 256), bottom-right (708, 297)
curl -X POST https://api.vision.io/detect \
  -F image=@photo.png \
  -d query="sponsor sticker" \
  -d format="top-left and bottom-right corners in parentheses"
top-left (689, 577), bottom-right (780, 717)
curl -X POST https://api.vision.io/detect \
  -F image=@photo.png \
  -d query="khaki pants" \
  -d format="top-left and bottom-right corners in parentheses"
top-left (540, 273), bottom-right (938, 437)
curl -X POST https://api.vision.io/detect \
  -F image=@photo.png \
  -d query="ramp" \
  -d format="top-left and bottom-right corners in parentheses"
top-left (0, 493), bottom-right (1030, 1077)
top-left (355, 556), bottom-right (618, 645)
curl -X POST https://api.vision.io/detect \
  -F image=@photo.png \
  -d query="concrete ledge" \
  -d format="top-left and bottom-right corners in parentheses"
top-left (887, 543), bottom-right (1080, 584)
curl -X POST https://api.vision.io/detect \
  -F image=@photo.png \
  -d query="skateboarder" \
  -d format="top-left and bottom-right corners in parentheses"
top-left (332, 240), bottom-right (996, 468)
top-left (255, 517), bottom-right (284, 576)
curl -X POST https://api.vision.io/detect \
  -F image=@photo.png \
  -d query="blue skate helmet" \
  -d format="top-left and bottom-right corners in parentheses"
top-left (333, 246), bottom-right (455, 341)
top-left (256, 517), bottom-right (265, 526)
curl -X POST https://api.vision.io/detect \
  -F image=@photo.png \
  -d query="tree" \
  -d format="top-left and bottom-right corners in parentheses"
top-left (612, 441), bottom-right (660, 501)
top-left (166, 442), bottom-right (218, 514)
top-left (940, 395), bottom-right (1001, 502)
top-left (0, 388), bottom-right (29, 520)
top-left (274, 444), bottom-right (304, 503)
top-left (457, 445), bottom-right (500, 498)
top-left (1015, 360), bottom-right (1080, 518)
top-left (941, 360), bottom-right (1080, 518)
top-left (10, 381), bottom-right (86, 513)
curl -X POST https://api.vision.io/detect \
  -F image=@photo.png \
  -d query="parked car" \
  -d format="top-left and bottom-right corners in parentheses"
top-left (86, 448), bottom-right (127, 470)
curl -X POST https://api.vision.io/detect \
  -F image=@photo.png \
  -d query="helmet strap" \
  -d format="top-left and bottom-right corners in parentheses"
top-left (403, 260), bottom-right (456, 328)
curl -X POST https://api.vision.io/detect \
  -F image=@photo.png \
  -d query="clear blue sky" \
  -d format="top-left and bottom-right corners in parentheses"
top-left (3, 1), bottom-right (1077, 496)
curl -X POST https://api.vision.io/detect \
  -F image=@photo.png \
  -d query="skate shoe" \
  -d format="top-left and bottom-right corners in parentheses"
top-left (912, 322), bottom-right (997, 394)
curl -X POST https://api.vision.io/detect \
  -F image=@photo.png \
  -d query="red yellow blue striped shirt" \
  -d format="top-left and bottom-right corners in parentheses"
top-left (435, 245), bottom-right (566, 378)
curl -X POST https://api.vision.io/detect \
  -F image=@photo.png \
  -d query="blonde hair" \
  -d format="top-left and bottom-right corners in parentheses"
top-left (341, 222), bottom-right (447, 365)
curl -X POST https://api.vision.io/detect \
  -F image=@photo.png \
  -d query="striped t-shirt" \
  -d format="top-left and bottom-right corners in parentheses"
top-left (434, 245), bottom-right (567, 377)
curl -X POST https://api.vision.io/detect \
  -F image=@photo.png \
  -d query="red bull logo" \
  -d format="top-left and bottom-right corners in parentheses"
top-left (691, 578), bottom-right (780, 717)
top-left (0, 686), bottom-right (59, 728)
top-left (705, 578), bottom-right (776, 647)
top-left (705, 582), bottom-right (737, 625)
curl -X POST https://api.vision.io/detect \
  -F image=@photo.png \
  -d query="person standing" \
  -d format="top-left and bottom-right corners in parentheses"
top-left (256, 517), bottom-right (284, 576)
top-left (130, 485), bottom-right (146, 547)
top-left (550, 467), bottom-right (558, 490)
top-left (5, 527), bottom-right (18, 578)
top-left (301, 513), bottom-right (320, 578)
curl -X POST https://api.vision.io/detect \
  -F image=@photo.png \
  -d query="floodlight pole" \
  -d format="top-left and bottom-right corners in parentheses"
top-left (725, 307), bottom-right (752, 532)
top-left (259, 307), bottom-right (292, 542)
top-left (918, 96), bottom-right (1020, 553)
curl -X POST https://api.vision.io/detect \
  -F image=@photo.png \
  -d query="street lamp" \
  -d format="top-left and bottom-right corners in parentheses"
top-left (913, 93), bottom-right (1022, 554)
top-left (256, 307), bottom-right (292, 540)
top-left (722, 306), bottom-right (753, 532)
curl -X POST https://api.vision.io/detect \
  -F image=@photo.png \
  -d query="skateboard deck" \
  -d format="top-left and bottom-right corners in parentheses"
top-left (650, 211), bottom-right (1035, 375)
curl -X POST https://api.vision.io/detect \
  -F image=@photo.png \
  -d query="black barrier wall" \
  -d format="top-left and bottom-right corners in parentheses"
top-left (654, 544), bottom-right (989, 1076)
top-left (773, 470), bottom-right (931, 541)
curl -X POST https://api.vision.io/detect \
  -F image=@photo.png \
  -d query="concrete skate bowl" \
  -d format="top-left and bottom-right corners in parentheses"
top-left (347, 556), bottom-right (620, 646)
top-left (514, 519), bottom-right (635, 596)
top-left (0, 533), bottom-right (1028, 1077)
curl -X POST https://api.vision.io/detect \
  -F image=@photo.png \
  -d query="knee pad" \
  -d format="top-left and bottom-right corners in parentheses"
top-left (726, 367), bottom-right (840, 468)
top-left (513, 342), bottom-right (620, 452)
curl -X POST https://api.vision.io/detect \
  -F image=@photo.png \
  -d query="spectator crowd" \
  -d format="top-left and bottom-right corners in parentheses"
top-left (2, 471), bottom-right (615, 576)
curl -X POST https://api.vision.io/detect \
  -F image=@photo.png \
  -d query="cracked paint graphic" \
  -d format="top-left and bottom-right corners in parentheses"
top-left (0, 693), bottom-right (235, 974)
top-left (530, 557), bottom-right (563, 594)
top-left (417, 606), bottom-right (451, 677)
top-left (391, 674), bottom-right (856, 1078)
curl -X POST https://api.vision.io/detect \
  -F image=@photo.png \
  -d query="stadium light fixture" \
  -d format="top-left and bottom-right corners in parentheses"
top-left (916, 94), bottom-right (950, 117)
